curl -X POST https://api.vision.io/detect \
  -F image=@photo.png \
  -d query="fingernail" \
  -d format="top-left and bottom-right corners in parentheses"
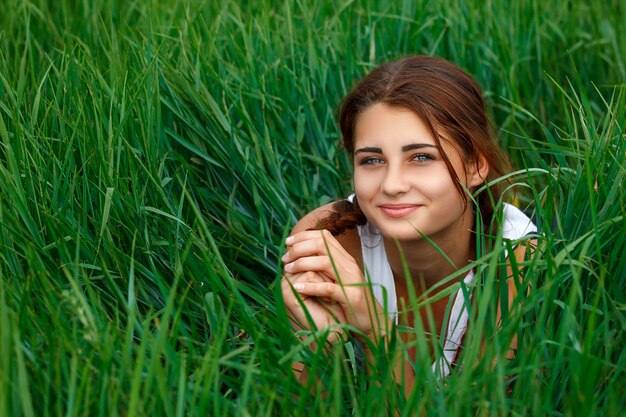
top-left (284, 262), bottom-right (294, 272)
top-left (281, 252), bottom-right (289, 262)
top-left (285, 236), bottom-right (294, 245)
top-left (293, 283), bottom-right (305, 290)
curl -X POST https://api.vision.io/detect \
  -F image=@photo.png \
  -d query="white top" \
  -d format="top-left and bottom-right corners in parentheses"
top-left (348, 196), bottom-right (537, 376)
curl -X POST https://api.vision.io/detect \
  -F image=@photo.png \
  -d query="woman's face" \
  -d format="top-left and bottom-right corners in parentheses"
top-left (353, 103), bottom-right (486, 243)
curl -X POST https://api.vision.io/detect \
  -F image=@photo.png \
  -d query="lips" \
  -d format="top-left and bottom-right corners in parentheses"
top-left (379, 204), bottom-right (421, 218)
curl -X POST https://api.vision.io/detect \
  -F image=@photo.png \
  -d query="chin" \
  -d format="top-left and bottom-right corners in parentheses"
top-left (376, 223), bottom-right (426, 242)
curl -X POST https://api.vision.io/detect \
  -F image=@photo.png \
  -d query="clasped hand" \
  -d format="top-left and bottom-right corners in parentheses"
top-left (280, 229), bottom-right (387, 345)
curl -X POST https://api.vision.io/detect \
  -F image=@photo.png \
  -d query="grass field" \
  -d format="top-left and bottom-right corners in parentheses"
top-left (0, 0), bottom-right (625, 415)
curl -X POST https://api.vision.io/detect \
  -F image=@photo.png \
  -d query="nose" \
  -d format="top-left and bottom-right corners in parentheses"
top-left (380, 163), bottom-right (410, 196)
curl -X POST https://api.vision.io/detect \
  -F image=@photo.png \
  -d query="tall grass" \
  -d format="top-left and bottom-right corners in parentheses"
top-left (0, 0), bottom-right (624, 415)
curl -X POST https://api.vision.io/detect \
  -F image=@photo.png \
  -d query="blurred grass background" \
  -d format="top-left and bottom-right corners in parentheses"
top-left (0, 0), bottom-right (624, 415)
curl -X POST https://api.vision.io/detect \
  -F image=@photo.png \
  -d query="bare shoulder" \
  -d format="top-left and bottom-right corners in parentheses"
top-left (290, 201), bottom-right (339, 234)
top-left (290, 201), bottom-right (363, 267)
top-left (511, 238), bottom-right (537, 264)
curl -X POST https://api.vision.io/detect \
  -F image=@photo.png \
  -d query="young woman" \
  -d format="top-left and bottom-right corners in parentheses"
top-left (280, 55), bottom-right (536, 388)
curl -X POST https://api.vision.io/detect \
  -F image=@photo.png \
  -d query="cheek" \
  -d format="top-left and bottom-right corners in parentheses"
top-left (434, 172), bottom-right (457, 193)
top-left (354, 184), bottom-right (370, 208)
top-left (418, 165), bottom-right (458, 197)
top-left (430, 174), bottom-right (467, 211)
top-left (353, 170), bottom-right (375, 196)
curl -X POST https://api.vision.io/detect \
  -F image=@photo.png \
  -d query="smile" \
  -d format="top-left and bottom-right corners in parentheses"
top-left (379, 204), bottom-right (421, 218)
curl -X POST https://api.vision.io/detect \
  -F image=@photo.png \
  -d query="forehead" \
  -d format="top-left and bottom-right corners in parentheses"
top-left (353, 103), bottom-right (444, 149)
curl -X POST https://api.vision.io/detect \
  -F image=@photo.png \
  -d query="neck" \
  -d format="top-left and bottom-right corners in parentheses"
top-left (384, 215), bottom-right (474, 295)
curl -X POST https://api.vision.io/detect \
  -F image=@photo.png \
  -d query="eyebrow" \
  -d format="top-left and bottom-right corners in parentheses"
top-left (354, 143), bottom-right (437, 154)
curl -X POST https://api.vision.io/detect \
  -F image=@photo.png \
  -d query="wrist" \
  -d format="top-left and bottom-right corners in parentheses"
top-left (358, 323), bottom-right (393, 349)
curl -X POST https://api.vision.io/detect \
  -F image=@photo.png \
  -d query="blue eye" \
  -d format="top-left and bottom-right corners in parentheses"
top-left (412, 153), bottom-right (434, 162)
top-left (360, 157), bottom-right (384, 165)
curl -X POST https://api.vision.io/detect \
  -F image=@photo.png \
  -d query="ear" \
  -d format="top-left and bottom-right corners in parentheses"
top-left (466, 153), bottom-right (490, 187)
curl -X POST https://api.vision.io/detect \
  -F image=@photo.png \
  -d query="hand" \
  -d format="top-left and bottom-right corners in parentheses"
top-left (281, 229), bottom-right (389, 343)
top-left (281, 270), bottom-right (348, 344)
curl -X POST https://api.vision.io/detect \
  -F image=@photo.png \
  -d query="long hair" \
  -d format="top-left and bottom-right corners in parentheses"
top-left (317, 55), bottom-right (510, 245)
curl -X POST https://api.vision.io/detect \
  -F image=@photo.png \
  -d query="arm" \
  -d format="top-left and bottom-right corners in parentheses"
top-left (498, 238), bottom-right (537, 359)
top-left (280, 204), bottom-right (397, 384)
top-left (280, 204), bottom-right (342, 383)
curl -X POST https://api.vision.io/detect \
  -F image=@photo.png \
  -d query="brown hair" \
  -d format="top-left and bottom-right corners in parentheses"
top-left (317, 55), bottom-right (510, 244)
top-left (317, 55), bottom-right (509, 246)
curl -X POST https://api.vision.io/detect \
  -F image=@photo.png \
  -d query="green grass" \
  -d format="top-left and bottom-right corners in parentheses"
top-left (0, 0), bottom-right (624, 415)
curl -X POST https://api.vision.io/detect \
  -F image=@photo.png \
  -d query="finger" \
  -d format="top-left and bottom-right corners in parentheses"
top-left (282, 276), bottom-right (348, 335)
top-left (284, 256), bottom-right (348, 283)
top-left (284, 255), bottom-right (331, 275)
top-left (286, 255), bottom-right (363, 285)
top-left (283, 235), bottom-right (351, 265)
top-left (283, 271), bottom-right (333, 285)
top-left (283, 272), bottom-right (340, 314)
top-left (284, 230), bottom-right (356, 268)
top-left (281, 271), bottom-right (331, 302)
top-left (286, 229), bottom-right (340, 251)
top-left (282, 273), bottom-right (314, 303)
top-left (282, 239), bottom-right (326, 263)
top-left (292, 281), bottom-right (349, 307)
